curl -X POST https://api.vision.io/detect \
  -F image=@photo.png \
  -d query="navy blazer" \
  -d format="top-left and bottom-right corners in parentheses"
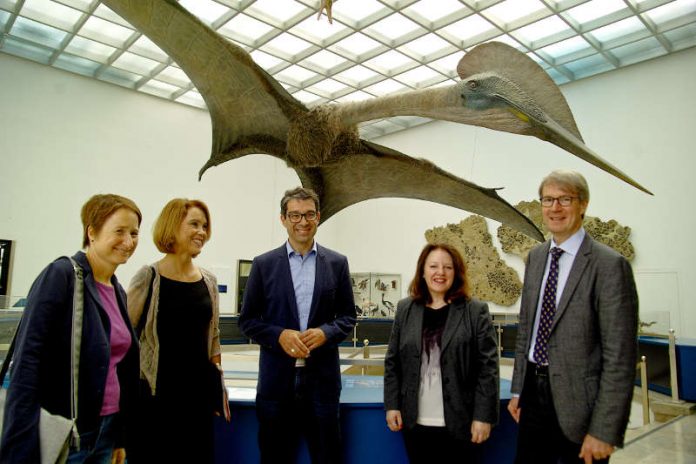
top-left (238, 243), bottom-right (356, 403)
top-left (384, 297), bottom-right (499, 440)
top-left (0, 252), bottom-right (140, 463)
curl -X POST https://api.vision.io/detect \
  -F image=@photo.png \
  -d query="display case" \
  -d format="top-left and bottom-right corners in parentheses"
top-left (351, 273), bottom-right (400, 318)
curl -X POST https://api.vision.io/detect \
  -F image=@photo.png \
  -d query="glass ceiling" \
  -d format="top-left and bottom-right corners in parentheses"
top-left (1, 0), bottom-right (695, 139)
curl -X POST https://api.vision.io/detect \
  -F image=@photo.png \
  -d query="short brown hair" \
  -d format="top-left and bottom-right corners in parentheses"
top-left (408, 243), bottom-right (470, 304)
top-left (280, 187), bottom-right (320, 216)
top-left (81, 194), bottom-right (142, 248)
top-left (153, 198), bottom-right (211, 253)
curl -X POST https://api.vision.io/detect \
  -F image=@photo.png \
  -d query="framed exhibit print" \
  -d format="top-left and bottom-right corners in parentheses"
top-left (0, 240), bottom-right (12, 298)
top-left (351, 273), bottom-right (400, 318)
top-left (237, 259), bottom-right (252, 314)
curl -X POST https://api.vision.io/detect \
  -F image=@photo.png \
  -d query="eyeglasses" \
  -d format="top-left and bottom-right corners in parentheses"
top-left (540, 196), bottom-right (577, 207)
top-left (285, 211), bottom-right (318, 223)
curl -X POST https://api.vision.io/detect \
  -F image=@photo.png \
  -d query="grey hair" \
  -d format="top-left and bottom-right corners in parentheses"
top-left (538, 170), bottom-right (590, 203)
top-left (280, 187), bottom-right (320, 215)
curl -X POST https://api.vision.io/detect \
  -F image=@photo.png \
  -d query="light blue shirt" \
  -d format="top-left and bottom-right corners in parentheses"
top-left (286, 240), bottom-right (317, 332)
top-left (528, 228), bottom-right (586, 363)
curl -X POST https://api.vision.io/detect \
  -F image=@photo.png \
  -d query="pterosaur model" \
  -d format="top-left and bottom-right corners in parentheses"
top-left (102, 0), bottom-right (651, 241)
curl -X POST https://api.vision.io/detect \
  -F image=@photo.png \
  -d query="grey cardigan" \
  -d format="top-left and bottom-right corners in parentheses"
top-left (384, 296), bottom-right (499, 440)
top-left (127, 264), bottom-right (222, 395)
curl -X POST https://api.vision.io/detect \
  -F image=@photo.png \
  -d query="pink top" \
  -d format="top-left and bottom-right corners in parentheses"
top-left (96, 282), bottom-right (132, 416)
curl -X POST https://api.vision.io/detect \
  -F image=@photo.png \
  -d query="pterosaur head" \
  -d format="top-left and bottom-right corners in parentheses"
top-left (458, 43), bottom-right (652, 195)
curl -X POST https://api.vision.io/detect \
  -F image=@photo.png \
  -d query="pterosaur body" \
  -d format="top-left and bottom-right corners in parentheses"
top-left (102, 0), bottom-right (650, 241)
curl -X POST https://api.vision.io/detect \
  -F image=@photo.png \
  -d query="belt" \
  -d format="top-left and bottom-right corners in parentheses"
top-left (528, 361), bottom-right (549, 377)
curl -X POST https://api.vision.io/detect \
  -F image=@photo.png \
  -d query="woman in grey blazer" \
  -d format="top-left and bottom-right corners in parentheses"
top-left (384, 243), bottom-right (499, 463)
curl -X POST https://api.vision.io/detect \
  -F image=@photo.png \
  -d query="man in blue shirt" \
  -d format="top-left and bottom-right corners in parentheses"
top-left (239, 187), bottom-right (356, 464)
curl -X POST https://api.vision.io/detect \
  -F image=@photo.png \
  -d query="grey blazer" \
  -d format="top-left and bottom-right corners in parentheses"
top-left (511, 234), bottom-right (638, 446)
top-left (384, 297), bottom-right (499, 440)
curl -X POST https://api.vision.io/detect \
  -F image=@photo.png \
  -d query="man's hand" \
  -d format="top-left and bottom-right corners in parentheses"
top-left (470, 420), bottom-right (491, 444)
top-left (279, 329), bottom-right (310, 358)
top-left (299, 328), bottom-right (327, 351)
top-left (386, 410), bottom-right (402, 432)
top-left (507, 396), bottom-right (521, 423)
top-left (579, 434), bottom-right (615, 464)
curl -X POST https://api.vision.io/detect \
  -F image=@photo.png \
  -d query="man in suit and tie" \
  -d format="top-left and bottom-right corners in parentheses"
top-left (508, 170), bottom-right (638, 464)
top-left (239, 187), bottom-right (356, 464)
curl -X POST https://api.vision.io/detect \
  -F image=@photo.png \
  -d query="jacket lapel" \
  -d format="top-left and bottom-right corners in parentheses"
top-left (552, 235), bottom-right (591, 331)
top-left (276, 245), bottom-right (301, 328)
top-left (307, 245), bottom-right (324, 325)
top-left (440, 300), bottom-right (464, 353)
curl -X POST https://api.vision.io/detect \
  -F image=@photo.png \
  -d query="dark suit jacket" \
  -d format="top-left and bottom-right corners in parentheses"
top-left (0, 252), bottom-right (140, 463)
top-left (238, 243), bottom-right (356, 403)
top-left (384, 297), bottom-right (499, 440)
top-left (511, 234), bottom-right (638, 446)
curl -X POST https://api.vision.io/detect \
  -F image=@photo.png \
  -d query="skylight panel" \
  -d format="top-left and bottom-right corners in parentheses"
top-left (302, 49), bottom-right (347, 73)
top-left (332, 65), bottom-right (379, 87)
top-left (330, 32), bottom-right (382, 58)
top-left (53, 53), bottom-right (100, 77)
top-left (404, 0), bottom-right (469, 24)
top-left (140, 79), bottom-right (182, 99)
top-left (112, 51), bottom-right (161, 75)
top-left (246, 0), bottom-right (306, 26)
top-left (179, 0), bottom-right (229, 25)
top-left (20, 0), bottom-right (83, 31)
top-left (363, 49), bottom-right (417, 75)
top-left (643, 0), bottom-right (696, 28)
top-left (292, 89), bottom-right (323, 106)
top-left (367, 13), bottom-right (422, 42)
top-left (11, 17), bottom-right (68, 49)
top-left (441, 14), bottom-right (496, 44)
top-left (261, 32), bottom-right (313, 60)
top-left (539, 36), bottom-right (591, 61)
top-left (589, 17), bottom-right (647, 45)
top-left (218, 13), bottom-right (275, 45)
top-left (484, 0), bottom-right (548, 26)
top-left (394, 66), bottom-right (442, 88)
top-left (250, 49), bottom-right (286, 71)
top-left (611, 36), bottom-right (665, 65)
top-left (399, 33), bottom-right (453, 59)
top-left (0, 10), bottom-right (10, 30)
top-left (291, 14), bottom-right (348, 45)
top-left (305, 78), bottom-right (348, 97)
top-left (1, 35), bottom-right (53, 63)
top-left (176, 89), bottom-right (206, 109)
top-left (514, 15), bottom-right (570, 44)
top-left (129, 35), bottom-right (168, 62)
top-left (363, 78), bottom-right (408, 97)
top-left (65, 35), bottom-right (116, 63)
top-left (274, 64), bottom-right (318, 87)
top-left (54, 0), bottom-right (93, 12)
top-left (156, 65), bottom-right (192, 87)
top-left (565, 0), bottom-right (626, 25)
top-left (79, 15), bottom-right (134, 48)
top-left (332, 0), bottom-right (385, 24)
top-left (99, 66), bottom-right (141, 88)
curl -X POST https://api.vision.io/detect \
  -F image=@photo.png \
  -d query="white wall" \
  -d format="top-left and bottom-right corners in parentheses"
top-left (1, 48), bottom-right (695, 335)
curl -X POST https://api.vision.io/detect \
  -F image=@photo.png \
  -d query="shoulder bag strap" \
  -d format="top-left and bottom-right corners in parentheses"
top-left (67, 257), bottom-right (83, 449)
top-left (135, 265), bottom-right (156, 337)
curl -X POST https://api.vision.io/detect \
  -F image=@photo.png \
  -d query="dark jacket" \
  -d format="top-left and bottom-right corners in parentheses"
top-left (0, 252), bottom-right (140, 463)
top-left (238, 243), bottom-right (356, 403)
top-left (384, 297), bottom-right (499, 440)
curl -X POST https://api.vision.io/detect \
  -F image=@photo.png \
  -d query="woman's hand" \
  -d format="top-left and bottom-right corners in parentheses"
top-left (386, 410), bottom-right (403, 432)
top-left (470, 420), bottom-right (491, 444)
top-left (111, 448), bottom-right (126, 464)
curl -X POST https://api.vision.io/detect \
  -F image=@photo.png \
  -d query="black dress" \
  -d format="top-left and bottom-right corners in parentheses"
top-left (132, 276), bottom-right (217, 463)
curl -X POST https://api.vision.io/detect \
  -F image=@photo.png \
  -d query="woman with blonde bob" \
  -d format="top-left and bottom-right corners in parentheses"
top-left (384, 243), bottom-right (499, 463)
top-left (126, 198), bottom-right (227, 463)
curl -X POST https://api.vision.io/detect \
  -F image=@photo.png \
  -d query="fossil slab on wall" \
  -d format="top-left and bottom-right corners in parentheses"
top-left (425, 215), bottom-right (522, 306)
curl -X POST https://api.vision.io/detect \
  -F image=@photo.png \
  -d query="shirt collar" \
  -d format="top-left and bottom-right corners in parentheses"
top-left (286, 240), bottom-right (317, 258)
top-left (551, 227), bottom-right (585, 257)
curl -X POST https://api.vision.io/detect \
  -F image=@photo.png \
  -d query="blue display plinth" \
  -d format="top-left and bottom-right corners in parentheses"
top-left (638, 335), bottom-right (696, 402)
top-left (215, 376), bottom-right (516, 464)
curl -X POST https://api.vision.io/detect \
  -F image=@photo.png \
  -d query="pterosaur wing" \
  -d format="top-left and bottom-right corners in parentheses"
top-left (298, 141), bottom-right (543, 241)
top-left (101, 0), bottom-right (305, 175)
